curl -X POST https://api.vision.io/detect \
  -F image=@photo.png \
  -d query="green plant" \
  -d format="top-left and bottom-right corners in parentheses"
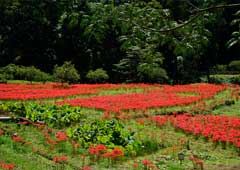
top-left (86, 68), bottom-right (109, 83)
top-left (228, 60), bottom-right (240, 72)
top-left (0, 102), bottom-right (84, 128)
top-left (0, 64), bottom-right (52, 83)
top-left (67, 119), bottom-right (135, 149)
top-left (53, 61), bottom-right (80, 84)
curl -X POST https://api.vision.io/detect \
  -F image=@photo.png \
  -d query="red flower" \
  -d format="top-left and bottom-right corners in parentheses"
top-left (0, 129), bottom-right (4, 136)
top-left (133, 162), bottom-right (138, 167)
top-left (44, 133), bottom-right (50, 139)
top-left (88, 147), bottom-right (97, 155)
top-left (88, 144), bottom-right (107, 155)
top-left (12, 135), bottom-right (23, 143)
top-left (56, 132), bottom-right (67, 142)
top-left (82, 166), bottom-right (91, 170)
top-left (142, 159), bottom-right (152, 166)
top-left (0, 162), bottom-right (15, 169)
top-left (52, 155), bottom-right (68, 163)
top-left (112, 148), bottom-right (123, 157)
top-left (46, 139), bottom-right (57, 146)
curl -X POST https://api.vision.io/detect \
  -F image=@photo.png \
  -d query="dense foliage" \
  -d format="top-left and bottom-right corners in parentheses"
top-left (0, 64), bottom-right (52, 83)
top-left (0, 0), bottom-right (239, 83)
top-left (0, 101), bottom-right (84, 127)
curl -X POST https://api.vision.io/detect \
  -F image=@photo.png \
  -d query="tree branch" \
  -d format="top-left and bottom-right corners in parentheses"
top-left (155, 3), bottom-right (240, 33)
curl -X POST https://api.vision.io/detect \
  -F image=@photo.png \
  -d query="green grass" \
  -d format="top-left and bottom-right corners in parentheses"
top-left (0, 84), bottom-right (240, 170)
top-left (1, 118), bottom-right (240, 170)
top-left (213, 99), bottom-right (240, 116)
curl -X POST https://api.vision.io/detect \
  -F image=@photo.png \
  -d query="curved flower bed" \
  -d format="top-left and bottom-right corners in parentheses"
top-left (57, 84), bottom-right (227, 112)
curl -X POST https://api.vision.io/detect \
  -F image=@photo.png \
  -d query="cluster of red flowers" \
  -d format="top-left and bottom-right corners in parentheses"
top-left (0, 83), bottom-right (99, 100)
top-left (173, 114), bottom-right (240, 147)
top-left (147, 113), bottom-right (240, 148)
top-left (102, 148), bottom-right (123, 158)
top-left (0, 83), bottom-right (152, 100)
top-left (88, 144), bottom-right (123, 159)
top-left (0, 162), bottom-right (15, 170)
top-left (52, 155), bottom-right (68, 163)
top-left (88, 144), bottom-right (107, 155)
top-left (58, 84), bottom-right (226, 113)
top-left (44, 131), bottom-right (68, 148)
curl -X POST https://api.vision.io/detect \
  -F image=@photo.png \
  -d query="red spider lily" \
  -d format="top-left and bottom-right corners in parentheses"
top-left (0, 129), bottom-right (4, 136)
top-left (132, 162), bottom-right (138, 167)
top-left (141, 113), bottom-right (240, 150)
top-left (58, 84), bottom-right (226, 113)
top-left (82, 166), bottom-right (91, 170)
top-left (52, 155), bottom-right (68, 163)
top-left (43, 133), bottom-right (50, 139)
top-left (45, 139), bottom-right (57, 147)
top-left (112, 148), bottom-right (123, 156)
top-left (0, 83), bottom-right (151, 100)
top-left (12, 135), bottom-right (23, 143)
top-left (0, 162), bottom-right (15, 170)
top-left (56, 131), bottom-right (67, 142)
top-left (173, 114), bottom-right (240, 148)
top-left (136, 118), bottom-right (145, 125)
top-left (102, 148), bottom-right (123, 159)
top-left (142, 159), bottom-right (152, 166)
top-left (88, 144), bottom-right (107, 155)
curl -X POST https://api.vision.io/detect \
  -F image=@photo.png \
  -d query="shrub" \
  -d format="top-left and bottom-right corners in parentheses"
top-left (0, 64), bottom-right (18, 80)
top-left (53, 61), bottom-right (80, 84)
top-left (211, 65), bottom-right (228, 74)
top-left (86, 68), bottom-right (109, 83)
top-left (66, 119), bottom-right (134, 148)
top-left (0, 73), bottom-right (8, 83)
top-left (228, 60), bottom-right (240, 72)
top-left (137, 64), bottom-right (168, 83)
top-left (0, 64), bottom-right (52, 83)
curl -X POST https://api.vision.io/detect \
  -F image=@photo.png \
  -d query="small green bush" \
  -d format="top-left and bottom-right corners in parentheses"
top-left (228, 60), bottom-right (240, 72)
top-left (86, 68), bottom-right (109, 83)
top-left (137, 64), bottom-right (168, 83)
top-left (67, 119), bottom-right (134, 148)
top-left (53, 61), bottom-right (80, 84)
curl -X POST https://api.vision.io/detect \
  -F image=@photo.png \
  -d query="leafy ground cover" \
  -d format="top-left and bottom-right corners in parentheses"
top-left (0, 83), bottom-right (240, 170)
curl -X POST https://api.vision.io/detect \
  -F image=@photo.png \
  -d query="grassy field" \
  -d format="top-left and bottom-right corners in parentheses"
top-left (0, 83), bottom-right (240, 170)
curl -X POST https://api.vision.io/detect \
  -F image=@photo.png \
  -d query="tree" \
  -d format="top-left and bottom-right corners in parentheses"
top-left (226, 10), bottom-right (240, 49)
top-left (53, 61), bottom-right (80, 84)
